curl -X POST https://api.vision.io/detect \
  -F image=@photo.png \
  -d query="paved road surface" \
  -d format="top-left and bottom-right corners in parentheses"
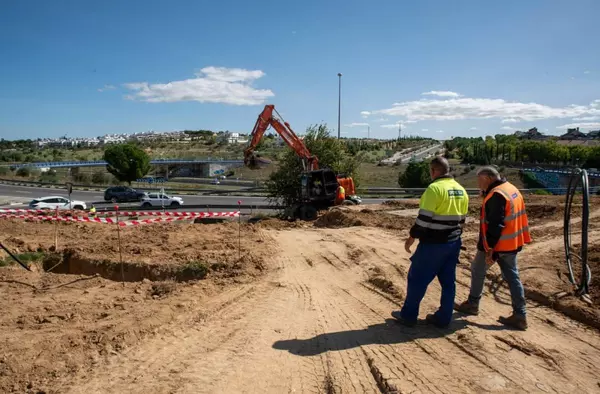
top-left (0, 184), bottom-right (393, 209)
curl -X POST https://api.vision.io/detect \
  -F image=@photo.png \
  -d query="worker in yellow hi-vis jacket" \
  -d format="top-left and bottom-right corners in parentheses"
top-left (89, 205), bottom-right (97, 219)
top-left (392, 156), bottom-right (469, 329)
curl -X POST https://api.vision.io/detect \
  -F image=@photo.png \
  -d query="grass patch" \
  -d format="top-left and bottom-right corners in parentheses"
top-left (0, 251), bottom-right (46, 268)
top-left (179, 261), bottom-right (209, 280)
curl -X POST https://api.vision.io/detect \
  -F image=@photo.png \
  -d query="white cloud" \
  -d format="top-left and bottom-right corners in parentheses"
top-left (470, 127), bottom-right (477, 130)
top-left (556, 122), bottom-right (600, 130)
top-left (381, 123), bottom-right (404, 129)
top-left (98, 84), bottom-right (116, 92)
top-left (374, 96), bottom-right (600, 122)
top-left (360, 111), bottom-right (371, 119)
top-left (501, 118), bottom-right (519, 124)
top-left (422, 91), bottom-right (462, 98)
top-left (123, 66), bottom-right (274, 105)
top-left (501, 126), bottom-right (515, 131)
top-left (345, 122), bottom-right (369, 127)
top-left (422, 128), bottom-right (429, 132)
top-left (574, 116), bottom-right (600, 121)
top-left (584, 70), bottom-right (591, 74)
top-left (436, 130), bottom-right (444, 133)
top-left (374, 117), bottom-right (388, 122)
top-left (405, 120), bottom-right (418, 124)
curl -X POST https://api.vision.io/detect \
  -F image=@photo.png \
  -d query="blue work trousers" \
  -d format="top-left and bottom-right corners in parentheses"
top-left (400, 239), bottom-right (462, 326)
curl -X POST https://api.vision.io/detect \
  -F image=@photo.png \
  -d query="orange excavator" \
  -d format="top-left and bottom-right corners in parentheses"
top-left (244, 104), bottom-right (361, 220)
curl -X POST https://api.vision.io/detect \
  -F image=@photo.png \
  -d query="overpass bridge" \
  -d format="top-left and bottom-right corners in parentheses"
top-left (0, 158), bottom-right (244, 169)
top-left (0, 158), bottom-right (245, 179)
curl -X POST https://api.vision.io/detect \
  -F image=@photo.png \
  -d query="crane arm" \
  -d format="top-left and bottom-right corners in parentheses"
top-left (244, 105), bottom-right (319, 170)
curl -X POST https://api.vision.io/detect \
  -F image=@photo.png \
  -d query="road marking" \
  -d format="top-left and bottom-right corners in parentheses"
top-left (14, 191), bottom-right (32, 194)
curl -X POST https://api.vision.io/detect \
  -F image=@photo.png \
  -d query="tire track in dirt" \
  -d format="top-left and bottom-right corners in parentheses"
top-left (297, 227), bottom-right (600, 393)
top-left (64, 225), bottom-right (600, 394)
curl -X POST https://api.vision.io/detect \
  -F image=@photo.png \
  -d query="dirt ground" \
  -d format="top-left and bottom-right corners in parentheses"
top-left (1, 196), bottom-right (600, 393)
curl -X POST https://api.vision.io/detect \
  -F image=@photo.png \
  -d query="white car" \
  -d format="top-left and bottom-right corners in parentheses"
top-left (140, 193), bottom-right (184, 208)
top-left (29, 196), bottom-right (87, 211)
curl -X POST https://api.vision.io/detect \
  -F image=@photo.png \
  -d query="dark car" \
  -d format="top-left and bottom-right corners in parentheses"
top-left (104, 186), bottom-right (147, 203)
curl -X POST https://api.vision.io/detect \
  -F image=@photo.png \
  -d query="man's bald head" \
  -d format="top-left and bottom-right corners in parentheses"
top-left (430, 156), bottom-right (450, 179)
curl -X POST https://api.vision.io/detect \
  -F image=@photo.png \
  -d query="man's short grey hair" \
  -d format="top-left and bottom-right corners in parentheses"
top-left (476, 166), bottom-right (501, 179)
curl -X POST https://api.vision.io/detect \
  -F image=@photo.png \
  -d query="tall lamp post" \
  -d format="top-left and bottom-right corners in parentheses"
top-left (337, 73), bottom-right (342, 139)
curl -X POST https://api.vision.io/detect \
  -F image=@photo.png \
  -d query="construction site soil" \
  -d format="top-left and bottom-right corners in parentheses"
top-left (1, 195), bottom-right (600, 393)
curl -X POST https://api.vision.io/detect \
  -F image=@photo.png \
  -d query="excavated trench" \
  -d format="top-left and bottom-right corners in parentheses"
top-left (42, 250), bottom-right (208, 282)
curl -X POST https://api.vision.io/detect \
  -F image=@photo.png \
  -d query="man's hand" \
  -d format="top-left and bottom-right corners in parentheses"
top-left (485, 250), bottom-right (495, 266)
top-left (405, 237), bottom-right (415, 254)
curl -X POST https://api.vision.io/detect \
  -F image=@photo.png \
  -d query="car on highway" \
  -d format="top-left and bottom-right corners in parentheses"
top-left (210, 178), bottom-right (221, 185)
top-left (104, 186), bottom-right (147, 203)
top-left (29, 196), bottom-right (87, 211)
top-left (140, 193), bottom-right (184, 208)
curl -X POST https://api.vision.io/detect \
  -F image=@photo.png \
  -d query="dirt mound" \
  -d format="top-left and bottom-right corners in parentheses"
top-left (586, 244), bottom-right (600, 302)
top-left (314, 209), bottom-right (413, 230)
top-left (381, 199), bottom-right (420, 209)
top-left (252, 218), bottom-right (308, 230)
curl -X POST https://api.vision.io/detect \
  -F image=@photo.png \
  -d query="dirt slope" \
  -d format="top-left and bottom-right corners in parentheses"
top-left (60, 227), bottom-right (600, 394)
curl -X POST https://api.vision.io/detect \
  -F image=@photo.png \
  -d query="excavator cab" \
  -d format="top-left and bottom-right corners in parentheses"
top-left (302, 169), bottom-right (339, 204)
top-left (293, 169), bottom-right (340, 220)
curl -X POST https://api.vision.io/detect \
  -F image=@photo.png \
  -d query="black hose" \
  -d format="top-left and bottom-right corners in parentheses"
top-left (564, 168), bottom-right (591, 296)
top-left (0, 242), bottom-right (31, 271)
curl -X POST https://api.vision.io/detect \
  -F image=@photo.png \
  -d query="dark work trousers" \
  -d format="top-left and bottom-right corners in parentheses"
top-left (399, 239), bottom-right (462, 326)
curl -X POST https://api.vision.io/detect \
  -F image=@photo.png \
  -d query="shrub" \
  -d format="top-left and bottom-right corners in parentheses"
top-left (180, 261), bottom-right (208, 280)
top-left (39, 170), bottom-right (59, 183)
top-left (398, 159), bottom-right (430, 188)
top-left (73, 173), bottom-right (92, 184)
top-left (0, 166), bottom-right (9, 176)
top-left (92, 171), bottom-right (108, 184)
top-left (16, 167), bottom-right (30, 177)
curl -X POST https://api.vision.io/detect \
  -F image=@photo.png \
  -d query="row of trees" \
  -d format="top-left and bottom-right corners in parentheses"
top-left (445, 135), bottom-right (600, 168)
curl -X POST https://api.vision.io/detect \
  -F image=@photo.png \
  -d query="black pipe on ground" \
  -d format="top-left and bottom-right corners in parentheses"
top-left (563, 168), bottom-right (591, 296)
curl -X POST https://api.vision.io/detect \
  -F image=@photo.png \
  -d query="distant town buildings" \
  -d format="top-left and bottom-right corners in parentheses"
top-left (35, 130), bottom-right (248, 148)
top-left (513, 126), bottom-right (600, 146)
top-left (217, 132), bottom-right (248, 144)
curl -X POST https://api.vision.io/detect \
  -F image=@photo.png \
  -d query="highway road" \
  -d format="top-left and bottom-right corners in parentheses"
top-left (0, 183), bottom-right (394, 211)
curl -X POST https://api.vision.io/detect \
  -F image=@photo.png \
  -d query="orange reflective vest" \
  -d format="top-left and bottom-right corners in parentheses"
top-left (481, 182), bottom-right (531, 252)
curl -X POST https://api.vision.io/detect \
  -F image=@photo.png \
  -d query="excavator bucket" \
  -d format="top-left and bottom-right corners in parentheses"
top-left (245, 153), bottom-right (272, 170)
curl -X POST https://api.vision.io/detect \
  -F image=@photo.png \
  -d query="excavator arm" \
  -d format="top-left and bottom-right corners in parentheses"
top-left (244, 105), bottom-right (319, 171)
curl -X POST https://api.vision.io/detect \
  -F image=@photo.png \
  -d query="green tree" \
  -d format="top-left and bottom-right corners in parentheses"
top-left (398, 159), bottom-right (430, 188)
top-left (103, 144), bottom-right (151, 185)
top-left (265, 124), bottom-right (358, 206)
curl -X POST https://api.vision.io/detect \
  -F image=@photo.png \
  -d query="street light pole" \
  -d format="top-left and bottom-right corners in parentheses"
top-left (337, 73), bottom-right (342, 139)
top-left (367, 125), bottom-right (370, 139)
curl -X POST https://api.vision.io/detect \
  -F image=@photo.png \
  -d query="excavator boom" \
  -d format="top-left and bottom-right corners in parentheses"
top-left (244, 105), bottom-right (319, 171)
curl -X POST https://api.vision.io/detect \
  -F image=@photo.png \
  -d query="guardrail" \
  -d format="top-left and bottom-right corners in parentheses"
top-left (1, 178), bottom-right (597, 197)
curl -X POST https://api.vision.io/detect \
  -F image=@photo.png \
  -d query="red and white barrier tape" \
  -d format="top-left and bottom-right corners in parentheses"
top-left (0, 211), bottom-right (240, 226)
top-left (0, 208), bottom-right (239, 218)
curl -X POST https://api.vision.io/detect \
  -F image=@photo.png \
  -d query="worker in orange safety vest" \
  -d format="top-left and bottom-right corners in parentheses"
top-left (455, 166), bottom-right (531, 330)
top-left (335, 184), bottom-right (345, 205)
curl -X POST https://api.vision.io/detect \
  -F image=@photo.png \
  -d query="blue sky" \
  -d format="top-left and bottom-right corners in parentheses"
top-left (1, 0), bottom-right (599, 141)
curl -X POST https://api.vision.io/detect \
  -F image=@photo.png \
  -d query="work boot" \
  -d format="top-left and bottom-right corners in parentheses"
top-left (391, 311), bottom-right (416, 327)
top-left (425, 313), bottom-right (449, 329)
top-left (454, 301), bottom-right (480, 316)
top-left (498, 314), bottom-right (528, 330)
